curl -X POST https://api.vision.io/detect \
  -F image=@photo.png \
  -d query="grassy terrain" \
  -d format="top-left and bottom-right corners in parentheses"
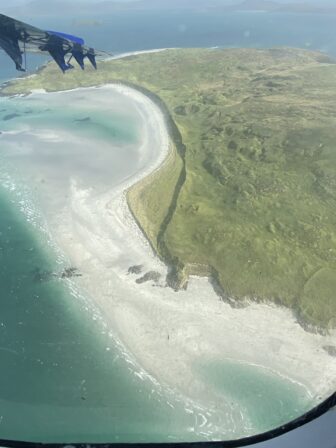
top-left (2, 48), bottom-right (336, 329)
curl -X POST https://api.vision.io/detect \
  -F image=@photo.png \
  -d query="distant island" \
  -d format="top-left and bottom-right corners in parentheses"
top-left (2, 47), bottom-right (336, 330)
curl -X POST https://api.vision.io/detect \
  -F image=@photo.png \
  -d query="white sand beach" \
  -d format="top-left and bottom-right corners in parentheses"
top-left (1, 83), bottom-right (336, 434)
top-left (107, 48), bottom-right (176, 61)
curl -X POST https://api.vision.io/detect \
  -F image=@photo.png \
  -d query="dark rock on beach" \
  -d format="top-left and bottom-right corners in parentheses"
top-left (136, 271), bottom-right (161, 284)
top-left (33, 266), bottom-right (82, 283)
top-left (61, 267), bottom-right (82, 279)
top-left (128, 265), bottom-right (143, 275)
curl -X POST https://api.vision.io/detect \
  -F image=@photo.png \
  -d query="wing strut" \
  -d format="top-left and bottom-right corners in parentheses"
top-left (0, 35), bottom-right (25, 71)
top-left (86, 49), bottom-right (97, 70)
top-left (39, 35), bottom-right (74, 73)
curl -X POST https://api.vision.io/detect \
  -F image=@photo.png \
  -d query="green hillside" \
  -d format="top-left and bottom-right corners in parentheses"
top-left (2, 48), bottom-right (336, 329)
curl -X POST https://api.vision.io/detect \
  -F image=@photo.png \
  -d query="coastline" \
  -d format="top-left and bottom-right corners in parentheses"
top-left (1, 81), bottom-right (336, 436)
top-left (107, 48), bottom-right (177, 61)
top-left (3, 46), bottom-right (335, 332)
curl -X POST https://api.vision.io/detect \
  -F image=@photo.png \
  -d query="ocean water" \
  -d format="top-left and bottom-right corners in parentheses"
top-left (0, 9), bottom-right (334, 443)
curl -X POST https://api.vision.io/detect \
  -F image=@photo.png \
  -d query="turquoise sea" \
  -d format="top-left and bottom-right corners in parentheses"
top-left (196, 360), bottom-right (312, 434)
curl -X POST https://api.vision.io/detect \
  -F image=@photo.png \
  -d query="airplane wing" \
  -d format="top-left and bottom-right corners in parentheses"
top-left (0, 13), bottom-right (109, 73)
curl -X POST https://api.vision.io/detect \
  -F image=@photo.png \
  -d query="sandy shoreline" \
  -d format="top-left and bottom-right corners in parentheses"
top-left (1, 81), bottom-right (336, 436)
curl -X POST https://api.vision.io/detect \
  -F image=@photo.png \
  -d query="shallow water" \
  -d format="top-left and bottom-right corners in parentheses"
top-left (196, 359), bottom-right (312, 434)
